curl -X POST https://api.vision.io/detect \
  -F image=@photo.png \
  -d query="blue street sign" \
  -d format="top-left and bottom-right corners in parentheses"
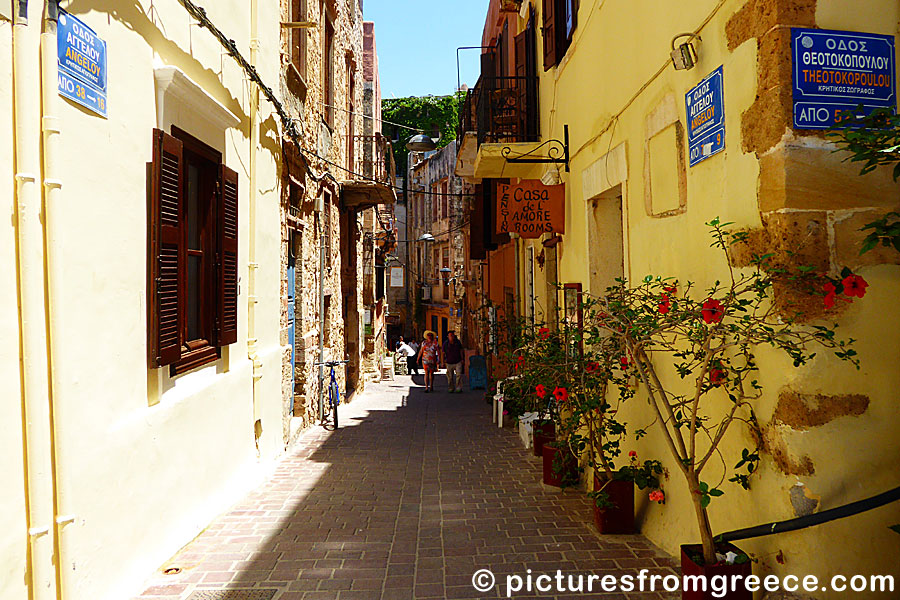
top-left (685, 66), bottom-right (725, 167)
top-left (58, 9), bottom-right (107, 118)
top-left (792, 28), bottom-right (895, 129)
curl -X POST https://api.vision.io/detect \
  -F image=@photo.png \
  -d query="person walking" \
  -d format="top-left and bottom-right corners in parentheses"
top-left (417, 331), bottom-right (441, 392)
top-left (442, 330), bottom-right (465, 393)
top-left (397, 339), bottom-right (418, 375)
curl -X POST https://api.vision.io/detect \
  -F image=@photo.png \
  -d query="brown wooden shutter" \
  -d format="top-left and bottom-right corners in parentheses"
top-left (514, 30), bottom-right (527, 140)
top-left (471, 183), bottom-right (486, 260)
top-left (218, 165), bottom-right (239, 346)
top-left (525, 10), bottom-right (540, 140)
top-left (542, 0), bottom-right (556, 71)
top-left (148, 129), bottom-right (184, 367)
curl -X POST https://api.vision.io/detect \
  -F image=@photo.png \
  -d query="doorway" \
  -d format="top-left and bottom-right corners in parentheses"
top-left (589, 186), bottom-right (624, 296)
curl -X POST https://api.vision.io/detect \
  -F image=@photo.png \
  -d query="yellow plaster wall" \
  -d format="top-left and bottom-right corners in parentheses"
top-left (521, 0), bottom-right (900, 593)
top-left (1, 1), bottom-right (289, 599)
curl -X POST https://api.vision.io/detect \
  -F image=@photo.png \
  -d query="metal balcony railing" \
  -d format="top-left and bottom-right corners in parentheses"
top-left (349, 133), bottom-right (396, 188)
top-left (458, 75), bottom-right (539, 146)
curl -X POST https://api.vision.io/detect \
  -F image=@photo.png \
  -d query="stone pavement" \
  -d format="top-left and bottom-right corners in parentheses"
top-left (135, 374), bottom-right (678, 600)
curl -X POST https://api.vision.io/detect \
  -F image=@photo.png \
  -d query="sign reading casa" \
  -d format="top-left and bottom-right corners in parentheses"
top-left (496, 180), bottom-right (565, 238)
top-left (58, 9), bottom-right (108, 118)
top-left (792, 28), bottom-right (895, 129)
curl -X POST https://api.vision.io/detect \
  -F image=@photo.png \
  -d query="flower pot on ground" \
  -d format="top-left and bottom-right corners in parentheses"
top-left (591, 474), bottom-right (634, 534)
top-left (542, 443), bottom-right (578, 488)
top-left (532, 420), bottom-right (555, 456)
top-left (680, 543), bottom-right (752, 600)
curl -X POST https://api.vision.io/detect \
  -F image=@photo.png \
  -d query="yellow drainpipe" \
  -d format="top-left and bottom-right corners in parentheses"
top-left (40, 2), bottom-right (75, 598)
top-left (248, 0), bottom-right (262, 444)
top-left (14, 1), bottom-right (58, 599)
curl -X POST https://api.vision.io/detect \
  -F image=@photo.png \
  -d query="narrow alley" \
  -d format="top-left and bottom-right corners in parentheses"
top-left (134, 376), bottom-right (678, 600)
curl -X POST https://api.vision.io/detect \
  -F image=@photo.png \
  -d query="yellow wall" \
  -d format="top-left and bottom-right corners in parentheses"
top-left (1, 1), bottom-right (287, 599)
top-left (516, 0), bottom-right (900, 594)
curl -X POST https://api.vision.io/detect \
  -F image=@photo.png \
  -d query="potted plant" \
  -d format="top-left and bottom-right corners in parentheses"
top-left (590, 219), bottom-right (863, 588)
top-left (588, 452), bottom-right (663, 534)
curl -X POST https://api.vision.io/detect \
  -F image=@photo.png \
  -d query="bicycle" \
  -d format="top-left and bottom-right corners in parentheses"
top-left (315, 360), bottom-right (348, 430)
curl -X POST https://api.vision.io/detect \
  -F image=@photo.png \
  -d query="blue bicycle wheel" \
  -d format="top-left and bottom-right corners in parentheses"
top-left (329, 379), bottom-right (340, 429)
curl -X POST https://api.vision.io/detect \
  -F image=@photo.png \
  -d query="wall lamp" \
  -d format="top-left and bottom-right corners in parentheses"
top-left (671, 33), bottom-right (701, 70)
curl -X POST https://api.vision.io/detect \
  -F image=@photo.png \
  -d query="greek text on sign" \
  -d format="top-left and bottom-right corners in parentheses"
top-left (685, 66), bottom-right (725, 167)
top-left (58, 9), bottom-right (108, 118)
top-left (792, 28), bottom-right (895, 129)
top-left (496, 180), bottom-right (565, 238)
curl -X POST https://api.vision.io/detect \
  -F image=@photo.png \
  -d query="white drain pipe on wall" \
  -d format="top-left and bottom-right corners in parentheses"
top-left (41, 1), bottom-right (76, 598)
top-left (13, 0), bottom-right (58, 599)
top-left (248, 0), bottom-right (263, 445)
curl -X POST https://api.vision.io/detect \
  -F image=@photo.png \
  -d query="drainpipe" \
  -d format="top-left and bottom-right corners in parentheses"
top-left (40, 1), bottom-right (74, 597)
top-left (317, 229), bottom-right (326, 419)
top-left (511, 232), bottom-right (521, 322)
top-left (248, 0), bottom-right (262, 443)
top-left (14, 0), bottom-right (58, 599)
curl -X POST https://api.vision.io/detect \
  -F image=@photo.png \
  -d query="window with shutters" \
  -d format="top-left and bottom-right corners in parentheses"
top-left (147, 128), bottom-right (239, 374)
top-left (323, 187), bottom-right (333, 268)
top-left (440, 180), bottom-right (449, 219)
top-left (323, 10), bottom-right (335, 128)
top-left (291, 0), bottom-right (307, 81)
top-left (542, 0), bottom-right (577, 70)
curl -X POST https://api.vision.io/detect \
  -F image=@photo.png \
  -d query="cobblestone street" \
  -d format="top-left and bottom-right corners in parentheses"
top-left (135, 375), bottom-right (678, 600)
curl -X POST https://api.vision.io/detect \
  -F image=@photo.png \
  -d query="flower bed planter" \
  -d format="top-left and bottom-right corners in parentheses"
top-left (680, 543), bottom-right (752, 600)
top-left (541, 443), bottom-right (577, 487)
top-left (532, 420), bottom-right (555, 457)
top-left (592, 474), bottom-right (634, 534)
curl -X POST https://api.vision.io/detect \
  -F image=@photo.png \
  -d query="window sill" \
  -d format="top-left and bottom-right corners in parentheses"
top-left (170, 345), bottom-right (221, 376)
top-left (286, 63), bottom-right (308, 101)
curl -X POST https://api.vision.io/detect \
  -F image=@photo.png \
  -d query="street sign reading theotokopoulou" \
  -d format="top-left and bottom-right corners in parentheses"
top-left (496, 180), bottom-right (565, 238)
top-left (792, 27), bottom-right (896, 129)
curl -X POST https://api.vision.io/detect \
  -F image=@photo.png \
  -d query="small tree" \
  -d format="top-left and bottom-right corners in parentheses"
top-left (588, 219), bottom-right (860, 564)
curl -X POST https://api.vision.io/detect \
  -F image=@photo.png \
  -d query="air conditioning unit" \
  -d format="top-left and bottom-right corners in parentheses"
top-left (422, 285), bottom-right (431, 300)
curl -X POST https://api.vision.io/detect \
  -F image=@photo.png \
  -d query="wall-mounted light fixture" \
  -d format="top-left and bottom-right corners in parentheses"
top-left (670, 33), bottom-right (701, 70)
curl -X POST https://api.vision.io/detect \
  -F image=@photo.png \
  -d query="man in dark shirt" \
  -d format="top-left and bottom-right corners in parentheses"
top-left (442, 330), bottom-right (464, 393)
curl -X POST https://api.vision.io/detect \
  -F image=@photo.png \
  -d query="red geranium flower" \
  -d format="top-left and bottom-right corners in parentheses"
top-left (585, 361), bottom-right (599, 373)
top-left (535, 384), bottom-right (547, 399)
top-left (663, 284), bottom-right (677, 294)
top-left (842, 274), bottom-right (868, 298)
top-left (702, 299), bottom-right (724, 324)
top-left (709, 367), bottom-right (727, 387)
top-left (538, 327), bottom-right (550, 340)
top-left (553, 386), bottom-right (568, 403)
top-left (619, 356), bottom-right (629, 368)
top-left (649, 490), bottom-right (665, 503)
top-left (628, 450), bottom-right (637, 458)
top-left (515, 355), bottom-right (525, 371)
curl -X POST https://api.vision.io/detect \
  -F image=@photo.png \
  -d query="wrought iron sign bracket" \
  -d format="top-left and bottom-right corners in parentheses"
top-left (500, 124), bottom-right (570, 172)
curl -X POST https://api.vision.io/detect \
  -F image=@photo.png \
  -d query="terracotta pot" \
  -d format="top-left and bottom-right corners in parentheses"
top-left (532, 420), bottom-right (555, 457)
top-left (541, 444), bottom-right (577, 487)
top-left (592, 475), bottom-right (634, 534)
top-left (680, 543), bottom-right (752, 600)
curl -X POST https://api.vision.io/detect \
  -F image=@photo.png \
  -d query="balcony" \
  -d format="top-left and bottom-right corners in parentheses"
top-left (456, 74), bottom-right (541, 181)
top-left (342, 133), bottom-right (397, 209)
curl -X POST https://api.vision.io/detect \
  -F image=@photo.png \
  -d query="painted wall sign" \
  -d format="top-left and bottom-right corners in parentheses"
top-left (792, 28), bottom-right (895, 129)
top-left (685, 65), bottom-right (725, 167)
top-left (58, 9), bottom-right (108, 118)
top-left (496, 180), bottom-right (565, 238)
top-left (389, 267), bottom-right (404, 288)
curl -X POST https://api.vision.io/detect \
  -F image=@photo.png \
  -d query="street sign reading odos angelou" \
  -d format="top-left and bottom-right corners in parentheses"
top-left (685, 66), bottom-right (725, 167)
top-left (792, 28), bottom-right (895, 129)
top-left (496, 180), bottom-right (565, 238)
top-left (58, 9), bottom-right (108, 118)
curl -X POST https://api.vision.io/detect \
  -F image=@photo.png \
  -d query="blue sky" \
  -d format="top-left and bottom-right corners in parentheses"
top-left (364, 0), bottom-right (488, 98)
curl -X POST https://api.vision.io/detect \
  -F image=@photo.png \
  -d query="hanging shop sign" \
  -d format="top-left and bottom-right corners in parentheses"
top-left (685, 65), bottom-right (725, 167)
top-left (389, 267), bottom-right (404, 288)
top-left (792, 28), bottom-right (895, 129)
top-left (496, 180), bottom-right (565, 238)
top-left (58, 9), bottom-right (108, 118)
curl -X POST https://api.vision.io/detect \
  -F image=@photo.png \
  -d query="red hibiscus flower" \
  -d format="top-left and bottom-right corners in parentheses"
top-left (658, 294), bottom-right (671, 314)
top-left (702, 299), bottom-right (724, 324)
top-left (709, 367), bottom-right (727, 387)
top-left (553, 386), bottom-right (568, 403)
top-left (535, 384), bottom-right (547, 399)
top-left (842, 274), bottom-right (868, 298)
top-left (515, 355), bottom-right (525, 371)
top-left (823, 292), bottom-right (836, 309)
top-left (628, 450), bottom-right (637, 458)
top-left (619, 356), bottom-right (630, 368)
top-left (663, 284), bottom-right (677, 294)
top-left (585, 361), bottom-right (599, 373)
top-left (823, 281), bottom-right (836, 295)
top-left (538, 327), bottom-right (550, 340)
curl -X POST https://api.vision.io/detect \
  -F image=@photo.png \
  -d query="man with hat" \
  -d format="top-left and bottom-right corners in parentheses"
top-left (442, 330), bottom-right (464, 393)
